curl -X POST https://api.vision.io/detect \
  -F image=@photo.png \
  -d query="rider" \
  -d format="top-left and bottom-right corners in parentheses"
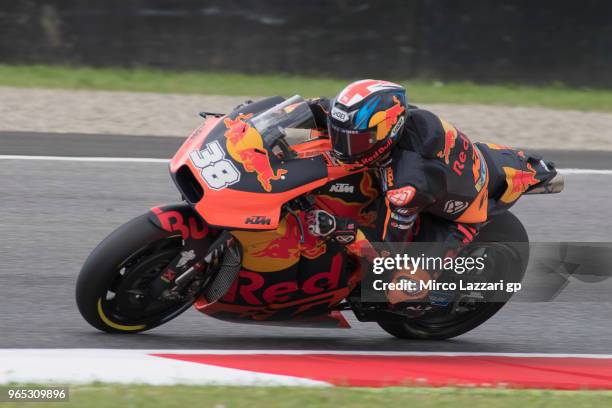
top-left (305, 79), bottom-right (554, 304)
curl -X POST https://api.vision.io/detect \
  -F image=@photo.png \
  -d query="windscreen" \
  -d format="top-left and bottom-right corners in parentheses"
top-left (249, 95), bottom-right (315, 148)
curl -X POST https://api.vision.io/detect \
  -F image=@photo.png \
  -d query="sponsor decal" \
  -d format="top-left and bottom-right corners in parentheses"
top-left (335, 234), bottom-right (355, 244)
top-left (367, 95), bottom-right (406, 141)
top-left (223, 113), bottom-right (287, 192)
top-left (222, 253), bottom-right (344, 305)
top-left (359, 137), bottom-right (393, 165)
top-left (395, 206), bottom-right (418, 216)
top-left (245, 215), bottom-right (272, 225)
top-left (176, 250), bottom-right (196, 268)
top-left (329, 183), bottom-right (355, 193)
top-left (444, 200), bottom-right (469, 214)
top-left (151, 207), bottom-right (208, 240)
top-left (190, 140), bottom-right (241, 190)
top-left (315, 172), bottom-right (379, 228)
top-left (390, 115), bottom-right (405, 138)
top-left (437, 127), bottom-right (457, 165)
top-left (386, 185), bottom-right (416, 207)
top-left (234, 213), bottom-right (327, 272)
top-left (499, 163), bottom-right (540, 204)
top-left (385, 166), bottom-right (394, 187)
top-left (452, 132), bottom-right (472, 176)
top-left (331, 107), bottom-right (349, 122)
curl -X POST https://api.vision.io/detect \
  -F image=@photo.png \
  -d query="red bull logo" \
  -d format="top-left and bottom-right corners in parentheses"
top-left (252, 212), bottom-right (326, 259)
top-left (315, 172), bottom-right (379, 227)
top-left (223, 113), bottom-right (287, 192)
top-left (500, 163), bottom-right (540, 204)
top-left (437, 128), bottom-right (457, 165)
top-left (232, 213), bottom-right (327, 273)
top-left (367, 96), bottom-right (406, 141)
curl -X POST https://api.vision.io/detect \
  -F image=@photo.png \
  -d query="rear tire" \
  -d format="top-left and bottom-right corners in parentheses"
top-left (76, 214), bottom-right (196, 333)
top-left (377, 211), bottom-right (529, 340)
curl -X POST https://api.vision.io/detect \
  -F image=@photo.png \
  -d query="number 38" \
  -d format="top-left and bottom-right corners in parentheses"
top-left (189, 141), bottom-right (240, 190)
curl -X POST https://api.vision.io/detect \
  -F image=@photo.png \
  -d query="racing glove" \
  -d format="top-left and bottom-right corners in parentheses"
top-left (306, 97), bottom-right (331, 130)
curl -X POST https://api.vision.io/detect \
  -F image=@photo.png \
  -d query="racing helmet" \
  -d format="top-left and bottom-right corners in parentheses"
top-left (328, 79), bottom-right (407, 165)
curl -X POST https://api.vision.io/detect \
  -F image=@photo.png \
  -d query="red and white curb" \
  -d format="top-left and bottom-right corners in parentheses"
top-left (2, 350), bottom-right (612, 389)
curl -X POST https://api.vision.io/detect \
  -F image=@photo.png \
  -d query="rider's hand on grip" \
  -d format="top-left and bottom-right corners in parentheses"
top-left (306, 98), bottom-right (331, 130)
top-left (306, 210), bottom-right (336, 237)
top-left (306, 210), bottom-right (357, 245)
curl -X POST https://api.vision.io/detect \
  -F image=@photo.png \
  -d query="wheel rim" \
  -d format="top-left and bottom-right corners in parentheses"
top-left (406, 243), bottom-right (520, 332)
top-left (98, 236), bottom-right (196, 327)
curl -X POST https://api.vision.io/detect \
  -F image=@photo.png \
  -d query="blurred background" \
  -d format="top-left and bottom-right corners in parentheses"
top-left (1, 0), bottom-right (611, 86)
top-left (1, 0), bottom-right (611, 149)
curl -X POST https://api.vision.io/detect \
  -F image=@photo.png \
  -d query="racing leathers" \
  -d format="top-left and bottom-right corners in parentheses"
top-left (377, 108), bottom-right (487, 259)
top-left (308, 98), bottom-right (553, 304)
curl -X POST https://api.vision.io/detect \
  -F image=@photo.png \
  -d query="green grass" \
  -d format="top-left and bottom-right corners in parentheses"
top-left (1, 64), bottom-right (611, 112)
top-left (2, 385), bottom-right (612, 408)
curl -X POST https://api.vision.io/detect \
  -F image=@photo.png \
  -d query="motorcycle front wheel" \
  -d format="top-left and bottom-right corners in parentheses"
top-left (75, 214), bottom-right (198, 334)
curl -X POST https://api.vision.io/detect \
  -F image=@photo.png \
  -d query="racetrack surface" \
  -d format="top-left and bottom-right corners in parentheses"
top-left (1, 133), bottom-right (611, 353)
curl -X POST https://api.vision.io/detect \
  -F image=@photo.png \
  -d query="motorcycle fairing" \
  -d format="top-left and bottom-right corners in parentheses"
top-left (194, 171), bottom-right (380, 327)
top-left (163, 97), bottom-right (379, 326)
top-left (149, 203), bottom-right (210, 241)
top-left (170, 98), bottom-right (364, 231)
top-left (195, 249), bottom-right (357, 327)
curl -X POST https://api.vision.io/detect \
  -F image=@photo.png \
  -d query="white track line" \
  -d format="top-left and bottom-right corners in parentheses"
top-left (558, 168), bottom-right (612, 175)
top-left (0, 155), bottom-right (610, 175)
top-left (0, 155), bottom-right (169, 163)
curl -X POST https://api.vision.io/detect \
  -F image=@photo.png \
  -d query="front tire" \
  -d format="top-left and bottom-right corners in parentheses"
top-left (76, 214), bottom-right (196, 333)
top-left (377, 211), bottom-right (529, 340)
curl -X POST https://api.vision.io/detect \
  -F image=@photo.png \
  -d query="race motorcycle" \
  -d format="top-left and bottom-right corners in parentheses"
top-left (76, 96), bottom-right (564, 339)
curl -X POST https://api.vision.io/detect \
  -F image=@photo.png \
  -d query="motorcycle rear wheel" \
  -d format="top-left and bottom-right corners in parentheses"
top-left (376, 211), bottom-right (529, 340)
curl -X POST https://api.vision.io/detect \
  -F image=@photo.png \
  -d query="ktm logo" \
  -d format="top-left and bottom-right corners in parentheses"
top-left (329, 183), bottom-right (354, 193)
top-left (245, 215), bottom-right (272, 225)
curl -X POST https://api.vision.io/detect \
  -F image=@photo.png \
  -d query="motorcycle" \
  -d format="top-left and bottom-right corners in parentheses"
top-left (76, 95), bottom-right (563, 339)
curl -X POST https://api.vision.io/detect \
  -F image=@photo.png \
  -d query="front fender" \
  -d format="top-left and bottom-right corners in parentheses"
top-left (149, 203), bottom-right (210, 240)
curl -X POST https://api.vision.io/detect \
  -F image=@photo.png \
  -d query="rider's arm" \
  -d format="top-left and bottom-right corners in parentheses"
top-left (376, 145), bottom-right (438, 244)
top-left (306, 97), bottom-right (331, 130)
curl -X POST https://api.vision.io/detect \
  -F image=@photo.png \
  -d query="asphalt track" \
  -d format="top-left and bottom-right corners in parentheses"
top-left (1, 131), bottom-right (611, 353)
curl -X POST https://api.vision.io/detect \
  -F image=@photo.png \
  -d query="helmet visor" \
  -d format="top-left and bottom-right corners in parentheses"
top-left (328, 123), bottom-right (377, 161)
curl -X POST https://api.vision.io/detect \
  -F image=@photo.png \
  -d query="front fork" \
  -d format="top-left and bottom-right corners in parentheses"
top-left (147, 203), bottom-right (233, 301)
